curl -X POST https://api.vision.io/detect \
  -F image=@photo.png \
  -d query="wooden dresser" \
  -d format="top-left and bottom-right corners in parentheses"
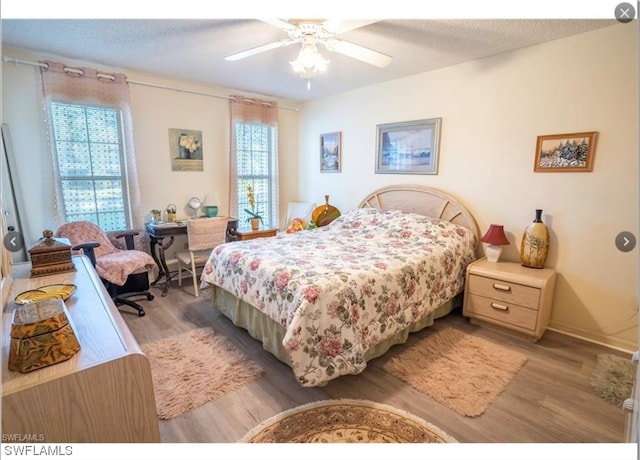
top-left (1, 255), bottom-right (160, 442)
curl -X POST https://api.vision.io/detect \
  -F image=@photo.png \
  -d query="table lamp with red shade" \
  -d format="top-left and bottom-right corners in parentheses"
top-left (481, 224), bottom-right (510, 263)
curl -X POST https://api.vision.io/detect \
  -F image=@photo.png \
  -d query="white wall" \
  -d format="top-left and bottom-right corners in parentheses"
top-left (1, 48), bottom-right (300, 257)
top-left (297, 24), bottom-right (638, 350)
top-left (126, 73), bottom-right (301, 225)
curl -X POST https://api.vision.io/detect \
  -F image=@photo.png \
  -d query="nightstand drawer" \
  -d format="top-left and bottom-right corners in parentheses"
top-left (467, 274), bottom-right (540, 310)
top-left (465, 294), bottom-right (538, 331)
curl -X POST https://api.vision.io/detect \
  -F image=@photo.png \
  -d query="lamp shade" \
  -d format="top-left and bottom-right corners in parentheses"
top-left (481, 225), bottom-right (510, 246)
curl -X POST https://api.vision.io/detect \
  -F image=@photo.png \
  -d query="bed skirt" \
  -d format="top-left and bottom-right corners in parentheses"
top-left (209, 285), bottom-right (462, 369)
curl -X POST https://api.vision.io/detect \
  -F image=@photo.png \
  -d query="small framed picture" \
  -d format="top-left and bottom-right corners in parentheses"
top-left (534, 131), bottom-right (598, 172)
top-left (375, 118), bottom-right (441, 175)
top-left (169, 128), bottom-right (203, 172)
top-left (320, 132), bottom-right (341, 173)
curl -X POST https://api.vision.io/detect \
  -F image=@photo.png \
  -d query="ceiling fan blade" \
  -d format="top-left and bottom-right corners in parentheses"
top-left (321, 19), bottom-right (379, 35)
top-left (324, 38), bottom-right (393, 68)
top-left (225, 39), bottom-right (295, 61)
top-left (259, 18), bottom-right (297, 31)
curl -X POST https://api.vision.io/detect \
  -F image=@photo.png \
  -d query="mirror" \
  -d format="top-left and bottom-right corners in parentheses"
top-left (187, 197), bottom-right (202, 217)
top-left (2, 124), bottom-right (28, 262)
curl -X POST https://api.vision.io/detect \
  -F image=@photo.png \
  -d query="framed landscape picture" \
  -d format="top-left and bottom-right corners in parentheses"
top-left (320, 132), bottom-right (341, 173)
top-left (534, 131), bottom-right (598, 172)
top-left (375, 118), bottom-right (441, 174)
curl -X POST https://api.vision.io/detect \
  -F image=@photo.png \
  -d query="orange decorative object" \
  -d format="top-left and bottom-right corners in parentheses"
top-left (8, 299), bottom-right (81, 373)
top-left (312, 195), bottom-right (341, 227)
top-left (286, 218), bottom-right (307, 233)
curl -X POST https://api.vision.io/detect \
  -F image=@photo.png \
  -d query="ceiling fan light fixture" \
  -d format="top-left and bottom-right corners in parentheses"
top-left (290, 43), bottom-right (329, 79)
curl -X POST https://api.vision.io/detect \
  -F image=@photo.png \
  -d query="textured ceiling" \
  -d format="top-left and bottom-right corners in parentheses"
top-left (1, 19), bottom-right (616, 102)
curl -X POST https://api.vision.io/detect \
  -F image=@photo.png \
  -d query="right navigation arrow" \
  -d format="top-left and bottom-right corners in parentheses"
top-left (616, 231), bottom-right (636, 252)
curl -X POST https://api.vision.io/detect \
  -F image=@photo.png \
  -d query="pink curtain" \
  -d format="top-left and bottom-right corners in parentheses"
top-left (40, 60), bottom-right (144, 229)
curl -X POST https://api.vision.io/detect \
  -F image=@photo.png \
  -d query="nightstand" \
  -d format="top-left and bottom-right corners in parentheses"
top-left (235, 227), bottom-right (278, 241)
top-left (463, 258), bottom-right (557, 341)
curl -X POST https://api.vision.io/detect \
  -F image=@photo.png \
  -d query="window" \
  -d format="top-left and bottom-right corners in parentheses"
top-left (50, 101), bottom-right (130, 232)
top-left (234, 121), bottom-right (278, 228)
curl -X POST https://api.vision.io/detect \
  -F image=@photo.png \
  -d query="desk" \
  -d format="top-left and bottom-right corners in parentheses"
top-left (145, 218), bottom-right (237, 296)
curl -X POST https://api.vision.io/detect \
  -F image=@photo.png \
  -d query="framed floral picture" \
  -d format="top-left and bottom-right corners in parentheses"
top-left (320, 132), bottom-right (341, 173)
top-left (375, 118), bottom-right (441, 175)
top-left (534, 131), bottom-right (598, 172)
top-left (169, 128), bottom-right (203, 172)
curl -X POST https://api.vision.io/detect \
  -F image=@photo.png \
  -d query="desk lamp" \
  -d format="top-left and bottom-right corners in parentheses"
top-left (481, 224), bottom-right (510, 263)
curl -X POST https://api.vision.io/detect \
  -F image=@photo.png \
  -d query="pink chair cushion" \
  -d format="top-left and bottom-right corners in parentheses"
top-left (94, 250), bottom-right (155, 286)
top-left (56, 221), bottom-right (155, 286)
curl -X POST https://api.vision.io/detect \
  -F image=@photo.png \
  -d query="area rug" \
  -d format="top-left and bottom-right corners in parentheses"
top-left (141, 327), bottom-right (263, 420)
top-left (239, 399), bottom-right (457, 443)
top-left (591, 353), bottom-right (634, 406)
top-left (382, 327), bottom-right (527, 417)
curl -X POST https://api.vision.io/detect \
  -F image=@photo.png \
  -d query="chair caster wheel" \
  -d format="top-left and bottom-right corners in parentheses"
top-left (138, 310), bottom-right (146, 317)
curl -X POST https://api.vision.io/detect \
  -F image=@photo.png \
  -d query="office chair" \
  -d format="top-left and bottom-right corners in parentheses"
top-left (175, 217), bottom-right (228, 297)
top-left (55, 221), bottom-right (156, 316)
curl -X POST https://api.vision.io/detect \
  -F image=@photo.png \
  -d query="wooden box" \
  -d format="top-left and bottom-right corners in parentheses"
top-left (8, 299), bottom-right (81, 373)
top-left (28, 230), bottom-right (75, 278)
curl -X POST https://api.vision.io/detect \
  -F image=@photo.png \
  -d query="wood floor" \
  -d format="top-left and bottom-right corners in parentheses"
top-left (121, 279), bottom-right (630, 444)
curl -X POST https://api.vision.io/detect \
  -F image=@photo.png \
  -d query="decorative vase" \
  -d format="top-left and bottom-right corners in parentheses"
top-left (250, 217), bottom-right (260, 231)
top-left (204, 206), bottom-right (218, 217)
top-left (520, 209), bottom-right (550, 269)
top-left (311, 195), bottom-right (341, 227)
top-left (150, 209), bottom-right (161, 222)
top-left (178, 133), bottom-right (193, 159)
top-left (165, 203), bottom-right (177, 222)
top-left (179, 146), bottom-right (191, 159)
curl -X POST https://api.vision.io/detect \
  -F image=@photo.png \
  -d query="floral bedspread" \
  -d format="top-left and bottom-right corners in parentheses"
top-left (201, 208), bottom-right (477, 386)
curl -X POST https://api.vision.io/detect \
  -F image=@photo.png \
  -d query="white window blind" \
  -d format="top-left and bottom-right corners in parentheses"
top-left (40, 60), bottom-right (144, 230)
top-left (50, 101), bottom-right (130, 231)
top-left (229, 95), bottom-right (279, 229)
top-left (235, 121), bottom-right (277, 227)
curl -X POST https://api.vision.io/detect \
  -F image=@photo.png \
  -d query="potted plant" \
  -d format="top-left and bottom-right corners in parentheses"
top-left (244, 185), bottom-right (263, 231)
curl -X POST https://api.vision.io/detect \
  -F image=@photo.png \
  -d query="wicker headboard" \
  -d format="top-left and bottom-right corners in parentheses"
top-left (358, 185), bottom-right (480, 245)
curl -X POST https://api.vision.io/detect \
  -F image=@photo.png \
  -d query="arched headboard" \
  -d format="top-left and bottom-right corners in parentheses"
top-left (358, 185), bottom-right (480, 245)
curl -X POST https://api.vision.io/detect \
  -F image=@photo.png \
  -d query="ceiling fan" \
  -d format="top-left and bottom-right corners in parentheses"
top-left (225, 19), bottom-right (393, 86)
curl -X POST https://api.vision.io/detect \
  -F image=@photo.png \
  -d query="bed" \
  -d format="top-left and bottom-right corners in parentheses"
top-left (201, 185), bottom-right (479, 386)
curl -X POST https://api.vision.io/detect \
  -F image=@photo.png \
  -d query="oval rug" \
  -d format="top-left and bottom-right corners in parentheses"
top-left (239, 399), bottom-right (457, 443)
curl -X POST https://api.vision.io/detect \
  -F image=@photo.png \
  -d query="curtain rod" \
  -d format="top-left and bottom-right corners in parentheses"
top-left (3, 55), bottom-right (300, 112)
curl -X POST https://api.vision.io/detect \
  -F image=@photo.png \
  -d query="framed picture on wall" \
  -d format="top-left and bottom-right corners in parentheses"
top-left (169, 128), bottom-right (203, 172)
top-left (375, 118), bottom-right (441, 175)
top-left (320, 132), bottom-right (341, 173)
top-left (534, 131), bottom-right (598, 172)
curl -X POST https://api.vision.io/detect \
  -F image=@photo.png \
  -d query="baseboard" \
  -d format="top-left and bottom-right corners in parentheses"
top-left (546, 326), bottom-right (636, 355)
